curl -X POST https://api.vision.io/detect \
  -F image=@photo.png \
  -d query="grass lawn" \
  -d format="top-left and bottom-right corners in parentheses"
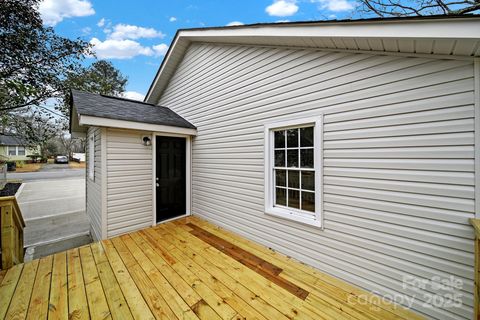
top-left (69, 162), bottom-right (86, 169)
top-left (15, 163), bottom-right (43, 173)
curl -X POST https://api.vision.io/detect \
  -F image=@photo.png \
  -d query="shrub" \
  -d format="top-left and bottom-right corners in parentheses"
top-left (15, 161), bottom-right (25, 168)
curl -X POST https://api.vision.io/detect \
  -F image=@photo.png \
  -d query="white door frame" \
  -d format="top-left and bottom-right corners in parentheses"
top-left (152, 132), bottom-right (192, 225)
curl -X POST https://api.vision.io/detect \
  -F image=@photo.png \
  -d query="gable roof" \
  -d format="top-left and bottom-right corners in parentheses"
top-left (70, 90), bottom-right (196, 133)
top-left (145, 15), bottom-right (480, 104)
top-left (0, 135), bottom-right (26, 146)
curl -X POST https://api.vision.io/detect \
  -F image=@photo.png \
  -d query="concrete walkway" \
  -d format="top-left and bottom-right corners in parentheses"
top-left (16, 177), bottom-right (91, 259)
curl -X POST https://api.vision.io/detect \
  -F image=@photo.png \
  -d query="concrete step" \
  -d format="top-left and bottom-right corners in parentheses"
top-left (24, 210), bottom-right (90, 247)
top-left (25, 233), bottom-right (92, 260)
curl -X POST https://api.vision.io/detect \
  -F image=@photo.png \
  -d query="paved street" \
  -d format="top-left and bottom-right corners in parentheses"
top-left (11, 164), bottom-right (91, 259)
top-left (7, 163), bottom-right (85, 181)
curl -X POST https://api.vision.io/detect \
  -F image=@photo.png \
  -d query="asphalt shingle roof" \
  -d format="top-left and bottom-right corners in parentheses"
top-left (70, 89), bottom-right (196, 129)
top-left (0, 134), bottom-right (26, 146)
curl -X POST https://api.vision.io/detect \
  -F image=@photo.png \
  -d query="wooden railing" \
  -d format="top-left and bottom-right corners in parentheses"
top-left (471, 218), bottom-right (480, 320)
top-left (0, 196), bottom-right (25, 269)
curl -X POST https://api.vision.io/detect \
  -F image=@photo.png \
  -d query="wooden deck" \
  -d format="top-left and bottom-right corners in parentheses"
top-left (0, 216), bottom-right (423, 320)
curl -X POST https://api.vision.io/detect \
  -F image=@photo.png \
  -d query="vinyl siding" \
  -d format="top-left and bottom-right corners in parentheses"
top-left (86, 126), bottom-right (102, 241)
top-left (106, 128), bottom-right (153, 237)
top-left (158, 43), bottom-right (476, 320)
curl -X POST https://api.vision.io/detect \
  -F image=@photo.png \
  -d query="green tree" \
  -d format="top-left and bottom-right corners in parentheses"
top-left (66, 60), bottom-right (127, 95)
top-left (59, 60), bottom-right (128, 116)
top-left (0, 0), bottom-right (91, 136)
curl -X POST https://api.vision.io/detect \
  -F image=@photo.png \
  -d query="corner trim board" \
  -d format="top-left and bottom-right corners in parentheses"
top-left (475, 58), bottom-right (480, 220)
top-left (101, 127), bottom-right (108, 239)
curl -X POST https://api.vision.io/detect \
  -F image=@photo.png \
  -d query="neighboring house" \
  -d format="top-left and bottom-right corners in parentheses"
top-left (70, 16), bottom-right (480, 320)
top-left (0, 134), bottom-right (38, 161)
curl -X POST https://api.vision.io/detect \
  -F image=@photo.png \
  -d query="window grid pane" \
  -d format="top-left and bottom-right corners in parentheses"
top-left (273, 125), bottom-right (315, 214)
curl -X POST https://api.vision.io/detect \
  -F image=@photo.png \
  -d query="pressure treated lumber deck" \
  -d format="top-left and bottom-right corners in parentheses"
top-left (0, 216), bottom-right (424, 320)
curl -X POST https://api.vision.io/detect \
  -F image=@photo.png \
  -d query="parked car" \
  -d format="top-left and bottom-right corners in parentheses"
top-left (54, 155), bottom-right (69, 164)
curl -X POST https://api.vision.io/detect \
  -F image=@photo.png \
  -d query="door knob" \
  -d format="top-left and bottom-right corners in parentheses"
top-left (156, 183), bottom-right (159, 187)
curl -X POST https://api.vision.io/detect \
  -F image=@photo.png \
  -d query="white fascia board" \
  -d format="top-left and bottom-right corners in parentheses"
top-left (145, 36), bottom-right (183, 104)
top-left (180, 18), bottom-right (480, 39)
top-left (78, 115), bottom-right (197, 136)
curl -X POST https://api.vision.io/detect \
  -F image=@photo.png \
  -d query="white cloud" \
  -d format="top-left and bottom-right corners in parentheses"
top-left (122, 91), bottom-right (145, 101)
top-left (108, 24), bottom-right (165, 40)
top-left (312, 0), bottom-right (355, 11)
top-left (39, 0), bottom-right (95, 26)
top-left (97, 18), bottom-right (105, 27)
top-left (81, 27), bottom-right (91, 35)
top-left (265, 0), bottom-right (298, 17)
top-left (90, 38), bottom-right (169, 59)
top-left (90, 38), bottom-right (154, 59)
top-left (169, 16), bottom-right (177, 22)
top-left (275, 19), bottom-right (290, 23)
top-left (226, 21), bottom-right (244, 26)
top-left (152, 44), bottom-right (169, 56)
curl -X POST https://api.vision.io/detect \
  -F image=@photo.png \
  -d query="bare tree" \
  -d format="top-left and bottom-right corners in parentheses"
top-left (357, 0), bottom-right (480, 17)
top-left (59, 134), bottom-right (76, 159)
top-left (13, 112), bottom-right (60, 158)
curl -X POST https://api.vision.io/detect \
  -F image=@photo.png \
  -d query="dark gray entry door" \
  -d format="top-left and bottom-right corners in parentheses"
top-left (156, 136), bottom-right (186, 222)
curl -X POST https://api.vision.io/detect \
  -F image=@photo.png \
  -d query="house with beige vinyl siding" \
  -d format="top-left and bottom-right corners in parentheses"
top-left (0, 134), bottom-right (39, 161)
top-left (70, 15), bottom-right (480, 320)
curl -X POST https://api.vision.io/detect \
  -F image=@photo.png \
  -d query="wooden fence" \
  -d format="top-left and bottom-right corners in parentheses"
top-left (0, 196), bottom-right (25, 269)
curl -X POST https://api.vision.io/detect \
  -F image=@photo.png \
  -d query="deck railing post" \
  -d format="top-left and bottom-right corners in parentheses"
top-left (0, 197), bottom-right (25, 269)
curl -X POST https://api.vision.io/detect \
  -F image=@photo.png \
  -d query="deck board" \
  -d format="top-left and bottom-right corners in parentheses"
top-left (141, 228), bottom-right (267, 320)
top-left (6, 260), bottom-right (39, 319)
top-left (48, 252), bottom-right (68, 320)
top-left (0, 217), bottom-right (424, 320)
top-left (0, 264), bottom-right (23, 319)
top-left (67, 248), bottom-right (89, 320)
top-left (79, 246), bottom-right (111, 320)
top-left (26, 255), bottom-right (53, 320)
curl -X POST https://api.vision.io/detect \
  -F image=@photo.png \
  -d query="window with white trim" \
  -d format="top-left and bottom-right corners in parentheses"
top-left (265, 117), bottom-right (322, 227)
top-left (88, 133), bottom-right (95, 180)
top-left (7, 146), bottom-right (16, 156)
top-left (17, 146), bottom-right (25, 156)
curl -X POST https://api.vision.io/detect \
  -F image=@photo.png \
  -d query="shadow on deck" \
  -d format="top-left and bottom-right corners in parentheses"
top-left (0, 216), bottom-right (423, 319)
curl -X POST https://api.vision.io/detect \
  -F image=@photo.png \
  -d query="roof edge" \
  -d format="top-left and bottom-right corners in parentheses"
top-left (144, 15), bottom-right (480, 104)
top-left (175, 14), bottom-right (480, 33)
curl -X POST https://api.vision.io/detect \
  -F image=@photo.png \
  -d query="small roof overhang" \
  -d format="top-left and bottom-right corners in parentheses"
top-left (70, 90), bottom-right (197, 137)
top-left (145, 15), bottom-right (480, 104)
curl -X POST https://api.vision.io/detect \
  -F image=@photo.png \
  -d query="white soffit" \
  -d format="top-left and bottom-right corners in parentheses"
top-left (145, 16), bottom-right (480, 103)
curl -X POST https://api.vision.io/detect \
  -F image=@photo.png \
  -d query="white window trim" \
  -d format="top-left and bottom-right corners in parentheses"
top-left (8, 146), bottom-right (17, 156)
top-left (264, 116), bottom-right (323, 228)
top-left (88, 132), bottom-right (95, 181)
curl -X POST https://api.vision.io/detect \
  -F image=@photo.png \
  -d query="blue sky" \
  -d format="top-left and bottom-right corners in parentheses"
top-left (38, 0), bottom-right (357, 100)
